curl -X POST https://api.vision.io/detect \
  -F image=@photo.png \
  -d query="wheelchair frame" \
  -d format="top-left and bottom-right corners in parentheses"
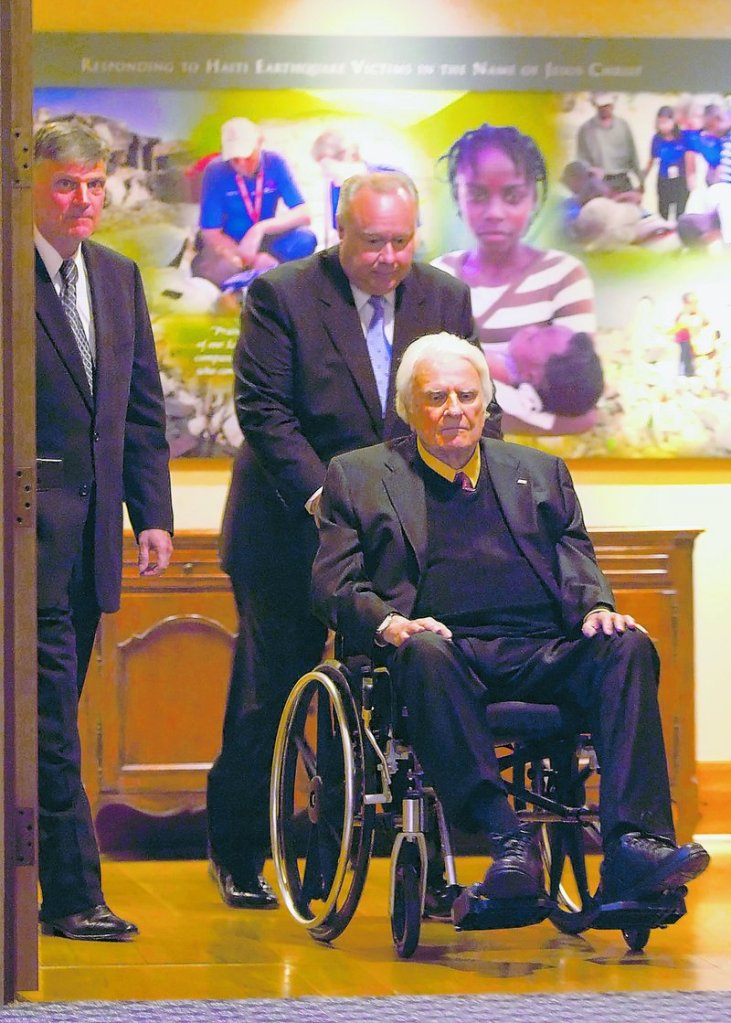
top-left (270, 658), bottom-right (688, 958)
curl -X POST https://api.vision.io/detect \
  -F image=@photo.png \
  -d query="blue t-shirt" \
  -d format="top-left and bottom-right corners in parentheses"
top-left (681, 129), bottom-right (723, 168)
top-left (199, 151), bottom-right (305, 241)
top-left (651, 134), bottom-right (687, 180)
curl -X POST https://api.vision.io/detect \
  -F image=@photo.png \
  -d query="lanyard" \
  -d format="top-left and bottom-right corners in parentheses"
top-left (235, 167), bottom-right (264, 224)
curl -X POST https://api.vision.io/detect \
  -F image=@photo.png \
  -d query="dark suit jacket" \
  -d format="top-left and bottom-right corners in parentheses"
top-left (35, 240), bottom-right (173, 612)
top-left (312, 435), bottom-right (615, 654)
top-left (220, 246), bottom-right (498, 578)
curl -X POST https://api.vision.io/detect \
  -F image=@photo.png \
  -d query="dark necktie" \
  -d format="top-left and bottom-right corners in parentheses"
top-left (60, 258), bottom-right (94, 394)
top-left (454, 471), bottom-right (476, 494)
top-left (365, 295), bottom-right (392, 415)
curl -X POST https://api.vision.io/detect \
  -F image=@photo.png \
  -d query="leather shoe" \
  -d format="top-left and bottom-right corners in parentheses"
top-left (208, 858), bottom-right (279, 909)
top-left (601, 832), bottom-right (710, 903)
top-left (40, 904), bottom-right (138, 941)
top-left (479, 823), bottom-right (543, 899)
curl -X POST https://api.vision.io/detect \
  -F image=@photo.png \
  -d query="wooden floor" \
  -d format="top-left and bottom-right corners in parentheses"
top-left (23, 836), bottom-right (731, 1003)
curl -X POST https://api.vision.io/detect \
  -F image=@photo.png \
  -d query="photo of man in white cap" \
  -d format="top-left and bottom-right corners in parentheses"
top-left (193, 116), bottom-right (316, 287)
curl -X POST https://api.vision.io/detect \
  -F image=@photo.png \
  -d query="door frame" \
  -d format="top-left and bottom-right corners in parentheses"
top-left (1, 0), bottom-right (39, 1000)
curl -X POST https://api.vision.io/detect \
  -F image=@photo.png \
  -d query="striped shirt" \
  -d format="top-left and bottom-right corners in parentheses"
top-left (431, 248), bottom-right (596, 354)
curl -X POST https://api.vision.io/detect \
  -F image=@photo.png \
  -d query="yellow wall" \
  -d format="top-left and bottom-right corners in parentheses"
top-left (33, 1), bottom-right (731, 762)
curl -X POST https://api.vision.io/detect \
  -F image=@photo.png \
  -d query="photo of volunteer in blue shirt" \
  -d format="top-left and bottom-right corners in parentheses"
top-left (192, 117), bottom-right (316, 288)
top-left (644, 105), bottom-right (689, 221)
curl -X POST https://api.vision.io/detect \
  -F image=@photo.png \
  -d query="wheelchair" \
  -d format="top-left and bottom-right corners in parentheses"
top-left (269, 655), bottom-right (689, 958)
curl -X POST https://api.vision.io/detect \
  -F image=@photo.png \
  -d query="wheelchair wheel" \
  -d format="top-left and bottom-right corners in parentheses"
top-left (270, 662), bottom-right (375, 943)
top-left (532, 752), bottom-right (601, 935)
top-left (391, 840), bottom-right (423, 959)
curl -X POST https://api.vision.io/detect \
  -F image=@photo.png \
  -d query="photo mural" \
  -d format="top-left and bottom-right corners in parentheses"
top-left (34, 33), bottom-right (731, 458)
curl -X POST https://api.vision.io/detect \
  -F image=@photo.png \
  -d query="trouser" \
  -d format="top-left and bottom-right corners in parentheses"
top-left (207, 504), bottom-right (326, 881)
top-left (388, 629), bottom-right (675, 846)
top-left (657, 175), bottom-right (689, 221)
top-left (37, 522), bottom-right (103, 920)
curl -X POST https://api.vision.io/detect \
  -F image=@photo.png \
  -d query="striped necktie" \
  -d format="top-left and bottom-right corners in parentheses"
top-left (60, 258), bottom-right (94, 394)
top-left (366, 295), bottom-right (392, 416)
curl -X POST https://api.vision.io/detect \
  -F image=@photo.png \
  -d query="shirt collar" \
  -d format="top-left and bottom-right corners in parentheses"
top-left (34, 228), bottom-right (82, 282)
top-left (417, 438), bottom-right (481, 487)
top-left (350, 283), bottom-right (395, 315)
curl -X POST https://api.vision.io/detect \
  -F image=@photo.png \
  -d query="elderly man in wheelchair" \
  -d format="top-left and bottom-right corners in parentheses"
top-left (270, 331), bottom-right (709, 957)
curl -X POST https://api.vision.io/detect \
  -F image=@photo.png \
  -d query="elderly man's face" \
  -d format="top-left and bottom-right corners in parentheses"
top-left (338, 186), bottom-right (417, 295)
top-left (409, 355), bottom-right (486, 469)
top-left (33, 159), bottom-right (107, 258)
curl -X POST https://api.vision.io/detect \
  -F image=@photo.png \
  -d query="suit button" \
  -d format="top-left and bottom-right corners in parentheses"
top-left (79, 483), bottom-right (90, 497)
top-left (93, 431), bottom-right (100, 442)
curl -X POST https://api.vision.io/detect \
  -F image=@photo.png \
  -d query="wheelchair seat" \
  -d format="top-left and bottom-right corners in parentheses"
top-left (485, 700), bottom-right (580, 743)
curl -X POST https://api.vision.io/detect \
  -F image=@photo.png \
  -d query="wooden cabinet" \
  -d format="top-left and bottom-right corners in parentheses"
top-left (79, 532), bottom-right (236, 852)
top-left (80, 527), bottom-right (700, 852)
top-left (590, 529), bottom-right (701, 843)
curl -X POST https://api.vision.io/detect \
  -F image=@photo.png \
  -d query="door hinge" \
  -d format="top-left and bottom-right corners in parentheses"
top-left (14, 466), bottom-right (34, 528)
top-left (14, 807), bottom-right (36, 866)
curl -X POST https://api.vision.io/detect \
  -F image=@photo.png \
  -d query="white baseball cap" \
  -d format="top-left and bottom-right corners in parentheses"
top-left (592, 92), bottom-right (616, 108)
top-left (221, 117), bottom-right (261, 160)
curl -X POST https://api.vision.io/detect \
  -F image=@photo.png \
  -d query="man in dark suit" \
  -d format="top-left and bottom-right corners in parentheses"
top-left (34, 120), bottom-right (173, 940)
top-left (312, 332), bottom-right (709, 904)
top-left (208, 171), bottom-right (501, 909)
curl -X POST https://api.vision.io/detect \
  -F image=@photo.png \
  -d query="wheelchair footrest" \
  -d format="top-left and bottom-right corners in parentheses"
top-left (452, 886), bottom-right (556, 931)
top-left (592, 888), bottom-right (688, 931)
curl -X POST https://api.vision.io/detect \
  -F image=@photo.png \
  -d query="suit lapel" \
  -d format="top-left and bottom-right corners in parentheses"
top-left (481, 440), bottom-right (561, 602)
top-left (35, 248), bottom-right (94, 411)
top-left (317, 250), bottom-right (384, 432)
top-left (382, 438), bottom-right (428, 574)
top-left (82, 240), bottom-right (121, 409)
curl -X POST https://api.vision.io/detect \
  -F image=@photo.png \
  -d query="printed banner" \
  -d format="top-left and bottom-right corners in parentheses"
top-left (34, 35), bottom-right (731, 458)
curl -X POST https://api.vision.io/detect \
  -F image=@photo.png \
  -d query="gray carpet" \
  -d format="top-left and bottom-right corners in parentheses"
top-left (3, 992), bottom-right (731, 1022)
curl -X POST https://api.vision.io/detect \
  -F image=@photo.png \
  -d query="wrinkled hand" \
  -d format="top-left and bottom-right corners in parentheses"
top-left (381, 614), bottom-right (452, 648)
top-left (581, 608), bottom-right (647, 638)
top-left (138, 528), bottom-right (173, 577)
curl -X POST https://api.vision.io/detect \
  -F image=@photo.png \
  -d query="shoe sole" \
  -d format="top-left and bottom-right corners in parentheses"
top-left (619, 845), bottom-right (711, 901)
top-left (40, 923), bottom-right (136, 941)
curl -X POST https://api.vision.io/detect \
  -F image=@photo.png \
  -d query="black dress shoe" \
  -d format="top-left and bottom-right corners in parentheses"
top-left (601, 833), bottom-right (710, 903)
top-left (40, 904), bottom-right (138, 941)
top-left (478, 823), bottom-right (543, 900)
top-left (208, 858), bottom-right (279, 909)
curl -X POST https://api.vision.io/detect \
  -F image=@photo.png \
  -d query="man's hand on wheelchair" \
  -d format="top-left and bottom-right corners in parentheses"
top-left (380, 614), bottom-right (453, 648)
top-left (581, 607), bottom-right (648, 638)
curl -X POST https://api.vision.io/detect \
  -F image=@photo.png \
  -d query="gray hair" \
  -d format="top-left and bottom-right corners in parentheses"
top-left (335, 170), bottom-right (419, 228)
top-left (395, 332), bottom-right (493, 426)
top-left (33, 119), bottom-right (110, 166)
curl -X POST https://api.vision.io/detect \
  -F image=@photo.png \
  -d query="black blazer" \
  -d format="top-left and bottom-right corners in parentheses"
top-left (35, 240), bottom-right (173, 612)
top-left (312, 435), bottom-right (615, 653)
top-left (221, 246), bottom-right (497, 575)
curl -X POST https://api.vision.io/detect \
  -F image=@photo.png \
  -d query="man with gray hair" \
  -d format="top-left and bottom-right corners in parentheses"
top-left (34, 119), bottom-right (173, 940)
top-left (208, 171), bottom-right (502, 912)
top-left (312, 332), bottom-right (709, 906)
